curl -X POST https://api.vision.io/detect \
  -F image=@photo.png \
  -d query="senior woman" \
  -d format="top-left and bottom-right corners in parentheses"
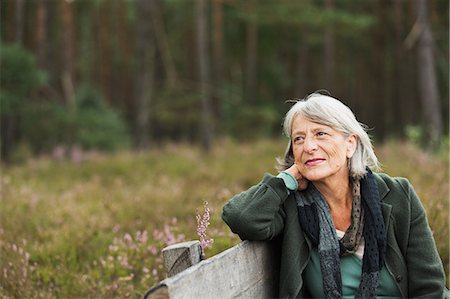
top-left (222, 93), bottom-right (447, 298)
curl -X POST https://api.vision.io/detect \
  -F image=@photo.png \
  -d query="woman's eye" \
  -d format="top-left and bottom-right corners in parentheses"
top-left (317, 131), bottom-right (327, 136)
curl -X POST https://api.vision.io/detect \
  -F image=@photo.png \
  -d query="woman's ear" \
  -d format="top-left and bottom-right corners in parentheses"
top-left (346, 134), bottom-right (357, 158)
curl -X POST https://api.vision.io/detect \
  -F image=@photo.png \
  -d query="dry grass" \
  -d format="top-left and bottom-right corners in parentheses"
top-left (0, 139), bottom-right (448, 297)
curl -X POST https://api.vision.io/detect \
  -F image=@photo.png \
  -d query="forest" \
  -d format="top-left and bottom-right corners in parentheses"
top-left (1, 0), bottom-right (448, 161)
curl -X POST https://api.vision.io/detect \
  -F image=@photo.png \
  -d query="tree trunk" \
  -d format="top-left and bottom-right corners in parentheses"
top-left (150, 0), bottom-right (178, 88)
top-left (1, 0), bottom-right (25, 161)
top-left (196, 0), bottom-right (214, 151)
top-left (402, 0), bottom-right (421, 128)
top-left (245, 0), bottom-right (258, 103)
top-left (392, 0), bottom-right (404, 135)
top-left (212, 0), bottom-right (224, 127)
top-left (415, 0), bottom-right (442, 150)
top-left (134, 0), bottom-right (156, 149)
top-left (35, 0), bottom-right (47, 69)
top-left (60, 0), bottom-right (75, 107)
top-left (15, 0), bottom-right (24, 43)
top-left (323, 0), bottom-right (335, 93)
top-left (371, 0), bottom-right (388, 140)
top-left (294, 36), bottom-right (308, 98)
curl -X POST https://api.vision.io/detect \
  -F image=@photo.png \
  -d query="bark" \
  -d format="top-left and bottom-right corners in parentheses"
top-left (115, 0), bottom-right (134, 128)
top-left (212, 0), bottom-right (225, 124)
top-left (35, 0), bottom-right (47, 69)
top-left (402, 0), bottom-right (421, 127)
top-left (15, 0), bottom-right (24, 43)
top-left (134, 0), bottom-right (156, 149)
top-left (150, 0), bottom-right (178, 88)
top-left (245, 0), bottom-right (258, 103)
top-left (96, 1), bottom-right (113, 104)
top-left (196, 0), bottom-right (214, 151)
top-left (371, 0), bottom-right (388, 140)
top-left (392, 0), bottom-right (409, 135)
top-left (323, 0), bottom-right (335, 92)
top-left (415, 0), bottom-right (442, 149)
top-left (1, 0), bottom-right (25, 160)
top-left (0, 115), bottom-right (14, 162)
top-left (294, 37), bottom-right (308, 98)
top-left (60, 0), bottom-right (75, 107)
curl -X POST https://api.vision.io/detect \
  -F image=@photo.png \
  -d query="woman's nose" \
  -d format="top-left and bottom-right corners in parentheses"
top-left (303, 136), bottom-right (318, 153)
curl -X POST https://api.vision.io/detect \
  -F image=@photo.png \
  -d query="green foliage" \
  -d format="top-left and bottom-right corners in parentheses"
top-left (228, 105), bottom-right (281, 139)
top-left (75, 86), bottom-right (130, 151)
top-left (20, 101), bottom-right (73, 153)
top-left (236, 0), bottom-right (374, 30)
top-left (17, 86), bottom-right (130, 155)
top-left (405, 125), bottom-right (424, 147)
top-left (152, 89), bottom-right (203, 141)
top-left (405, 125), bottom-right (449, 155)
top-left (0, 43), bottom-right (46, 114)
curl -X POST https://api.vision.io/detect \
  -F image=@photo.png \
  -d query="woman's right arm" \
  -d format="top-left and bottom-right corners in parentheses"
top-left (222, 173), bottom-right (290, 241)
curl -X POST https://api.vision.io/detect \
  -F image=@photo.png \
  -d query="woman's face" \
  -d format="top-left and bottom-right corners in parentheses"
top-left (291, 115), bottom-right (356, 183)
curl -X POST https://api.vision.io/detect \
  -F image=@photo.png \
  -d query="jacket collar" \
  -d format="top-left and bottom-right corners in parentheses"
top-left (374, 173), bottom-right (392, 231)
top-left (374, 173), bottom-right (390, 200)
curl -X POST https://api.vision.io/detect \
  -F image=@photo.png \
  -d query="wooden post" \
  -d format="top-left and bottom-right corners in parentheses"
top-left (162, 240), bottom-right (202, 278)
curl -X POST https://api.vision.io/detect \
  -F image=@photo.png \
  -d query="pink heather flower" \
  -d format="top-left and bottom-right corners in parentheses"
top-left (123, 233), bottom-right (133, 243)
top-left (196, 201), bottom-right (214, 254)
top-left (163, 225), bottom-right (176, 245)
top-left (136, 230), bottom-right (148, 244)
top-left (109, 245), bottom-right (119, 252)
top-left (153, 229), bottom-right (164, 241)
top-left (148, 245), bottom-right (158, 256)
top-left (120, 255), bottom-right (130, 268)
top-left (112, 225), bottom-right (121, 233)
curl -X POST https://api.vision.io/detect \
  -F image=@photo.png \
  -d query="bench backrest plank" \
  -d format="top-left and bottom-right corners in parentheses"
top-left (143, 240), bottom-right (279, 299)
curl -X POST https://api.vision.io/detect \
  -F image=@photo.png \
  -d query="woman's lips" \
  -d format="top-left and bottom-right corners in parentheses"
top-left (305, 158), bottom-right (325, 166)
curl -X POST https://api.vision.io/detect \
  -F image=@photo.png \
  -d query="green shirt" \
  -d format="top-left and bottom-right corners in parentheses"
top-left (304, 248), bottom-right (402, 298)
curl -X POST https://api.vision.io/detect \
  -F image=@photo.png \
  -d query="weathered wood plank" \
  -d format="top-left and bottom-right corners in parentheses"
top-left (162, 240), bottom-right (202, 277)
top-left (143, 240), bottom-right (279, 299)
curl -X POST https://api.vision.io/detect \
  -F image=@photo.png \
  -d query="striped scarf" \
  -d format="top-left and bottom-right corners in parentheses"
top-left (295, 169), bottom-right (386, 299)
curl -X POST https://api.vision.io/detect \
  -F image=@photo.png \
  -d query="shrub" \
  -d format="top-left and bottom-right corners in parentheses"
top-left (20, 101), bottom-right (73, 154)
top-left (0, 43), bottom-right (46, 114)
top-left (75, 85), bottom-right (130, 151)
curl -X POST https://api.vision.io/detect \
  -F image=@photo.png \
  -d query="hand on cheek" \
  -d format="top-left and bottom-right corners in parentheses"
top-left (285, 163), bottom-right (308, 190)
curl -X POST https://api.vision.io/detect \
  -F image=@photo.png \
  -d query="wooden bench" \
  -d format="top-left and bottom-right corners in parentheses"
top-left (143, 240), bottom-right (280, 298)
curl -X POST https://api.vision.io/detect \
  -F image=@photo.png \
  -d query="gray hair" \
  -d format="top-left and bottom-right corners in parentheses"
top-left (276, 93), bottom-right (380, 179)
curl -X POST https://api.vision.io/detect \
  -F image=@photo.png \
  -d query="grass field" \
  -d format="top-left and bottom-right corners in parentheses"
top-left (1, 139), bottom-right (448, 298)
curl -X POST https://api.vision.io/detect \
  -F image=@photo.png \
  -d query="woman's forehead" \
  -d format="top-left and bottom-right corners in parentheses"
top-left (292, 115), bottom-right (331, 130)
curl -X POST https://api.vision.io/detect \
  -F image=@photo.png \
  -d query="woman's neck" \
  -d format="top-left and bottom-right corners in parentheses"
top-left (313, 174), bottom-right (353, 231)
top-left (313, 174), bottom-right (352, 210)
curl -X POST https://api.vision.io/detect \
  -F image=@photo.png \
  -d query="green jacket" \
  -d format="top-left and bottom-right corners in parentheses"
top-left (222, 173), bottom-right (447, 298)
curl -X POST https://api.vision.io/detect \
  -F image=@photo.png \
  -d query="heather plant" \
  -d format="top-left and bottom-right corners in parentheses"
top-left (0, 237), bottom-right (35, 298)
top-left (196, 201), bottom-right (214, 256)
top-left (94, 219), bottom-right (185, 297)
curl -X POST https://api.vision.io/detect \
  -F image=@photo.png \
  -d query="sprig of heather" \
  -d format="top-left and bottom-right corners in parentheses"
top-left (196, 201), bottom-right (214, 255)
